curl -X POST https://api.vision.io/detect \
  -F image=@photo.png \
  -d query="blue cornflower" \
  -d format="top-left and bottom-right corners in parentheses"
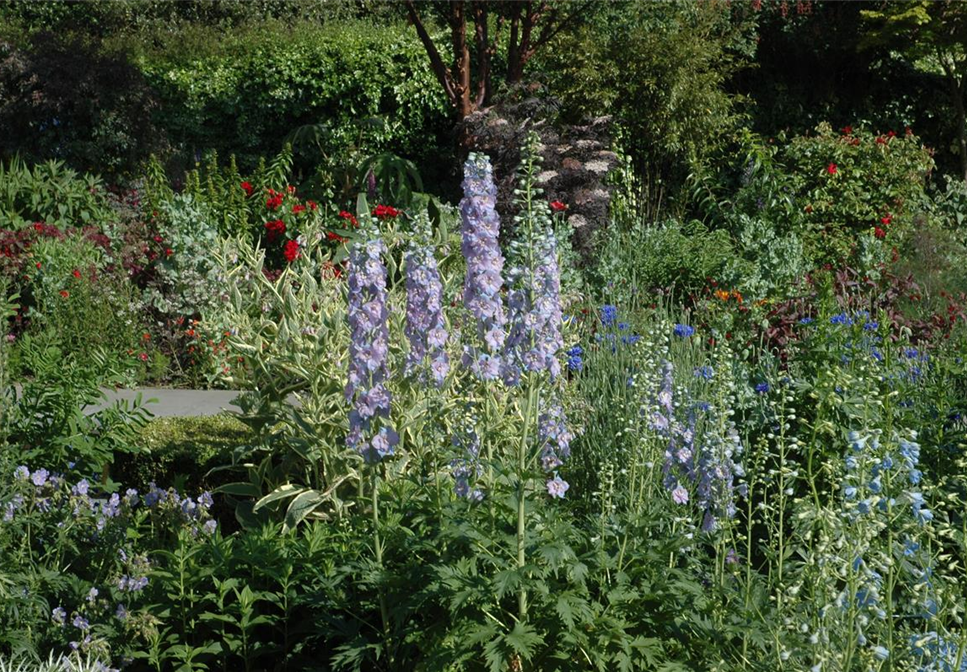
top-left (863, 321), bottom-right (879, 332)
top-left (621, 334), bottom-right (641, 345)
top-left (905, 347), bottom-right (919, 359)
top-left (755, 381), bottom-right (769, 394)
top-left (694, 365), bottom-right (714, 380)
top-left (830, 313), bottom-right (853, 326)
top-left (673, 324), bottom-right (695, 338)
top-left (600, 305), bottom-right (618, 328)
top-left (617, 322), bottom-right (629, 331)
top-left (566, 345), bottom-right (584, 372)
top-left (799, 317), bottom-right (815, 325)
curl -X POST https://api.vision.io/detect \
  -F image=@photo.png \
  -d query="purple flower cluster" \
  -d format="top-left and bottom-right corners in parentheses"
top-left (504, 231), bottom-right (565, 383)
top-left (539, 400), bottom-right (572, 497)
top-left (459, 153), bottom-right (508, 381)
top-left (3, 466), bottom-right (217, 537)
top-left (651, 360), bottom-right (744, 531)
top-left (346, 232), bottom-right (399, 463)
top-left (404, 228), bottom-right (449, 386)
top-left (451, 428), bottom-right (484, 501)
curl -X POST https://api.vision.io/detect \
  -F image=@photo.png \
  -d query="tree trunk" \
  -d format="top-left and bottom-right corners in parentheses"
top-left (450, 2), bottom-right (474, 120)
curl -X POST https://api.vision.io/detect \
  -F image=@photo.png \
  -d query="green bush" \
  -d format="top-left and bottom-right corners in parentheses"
top-left (593, 219), bottom-right (743, 304)
top-left (540, 1), bottom-right (756, 211)
top-left (132, 19), bottom-right (451, 176)
top-left (781, 122), bottom-right (934, 263)
top-left (0, 158), bottom-right (112, 230)
top-left (0, 34), bottom-right (166, 179)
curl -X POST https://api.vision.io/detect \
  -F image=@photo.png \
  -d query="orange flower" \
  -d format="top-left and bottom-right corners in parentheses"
top-left (714, 289), bottom-right (730, 301)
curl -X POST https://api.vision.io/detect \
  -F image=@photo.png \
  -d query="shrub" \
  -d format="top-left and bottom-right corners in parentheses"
top-left (133, 19), bottom-right (451, 177)
top-left (0, 33), bottom-right (165, 179)
top-left (593, 219), bottom-right (742, 304)
top-left (0, 157), bottom-right (112, 230)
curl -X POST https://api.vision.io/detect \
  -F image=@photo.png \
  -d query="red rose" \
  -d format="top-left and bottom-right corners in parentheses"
top-left (550, 200), bottom-right (568, 212)
top-left (283, 239), bottom-right (300, 263)
top-left (72, 269), bottom-right (81, 279)
top-left (264, 219), bottom-right (286, 242)
top-left (874, 227), bottom-right (886, 239)
top-left (241, 181), bottom-right (254, 197)
top-left (338, 210), bottom-right (359, 227)
top-left (266, 190), bottom-right (284, 210)
top-left (165, 248), bottom-right (173, 257)
top-left (33, 223), bottom-right (43, 232)
top-left (372, 204), bottom-right (400, 219)
top-left (307, 200), bottom-right (318, 211)
top-left (292, 204), bottom-right (306, 215)
top-left (826, 163), bottom-right (838, 175)
top-left (880, 214), bottom-right (892, 226)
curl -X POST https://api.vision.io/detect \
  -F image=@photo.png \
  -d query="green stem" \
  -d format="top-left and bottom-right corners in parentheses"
top-left (517, 376), bottom-right (539, 621)
top-left (372, 469), bottom-right (391, 662)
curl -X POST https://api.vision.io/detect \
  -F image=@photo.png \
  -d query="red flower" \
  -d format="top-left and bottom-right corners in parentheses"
top-left (286, 185), bottom-right (296, 195)
top-left (241, 181), bottom-right (254, 197)
top-left (307, 200), bottom-right (318, 211)
top-left (292, 204), bottom-right (306, 215)
top-left (372, 204), bottom-right (400, 219)
top-left (283, 239), bottom-right (300, 263)
top-left (841, 125), bottom-right (853, 135)
top-left (266, 191), bottom-right (284, 210)
top-left (33, 223), bottom-right (43, 232)
top-left (153, 235), bottom-right (163, 243)
top-left (59, 290), bottom-right (69, 298)
top-left (165, 248), bottom-right (173, 257)
top-left (138, 352), bottom-right (148, 362)
top-left (35, 262), bottom-right (41, 269)
top-left (874, 227), bottom-right (886, 239)
top-left (72, 269), bottom-right (81, 279)
top-left (876, 136), bottom-right (887, 145)
top-left (826, 163), bottom-right (838, 175)
top-left (327, 231), bottom-right (348, 243)
top-left (887, 130), bottom-right (896, 138)
top-left (550, 200), bottom-right (568, 212)
top-left (880, 214), bottom-right (892, 226)
top-left (264, 219), bottom-right (286, 242)
top-left (338, 210), bottom-right (358, 227)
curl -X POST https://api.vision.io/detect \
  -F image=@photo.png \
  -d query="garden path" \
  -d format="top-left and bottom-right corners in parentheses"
top-left (92, 387), bottom-right (242, 417)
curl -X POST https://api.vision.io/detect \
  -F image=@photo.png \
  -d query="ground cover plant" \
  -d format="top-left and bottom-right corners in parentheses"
top-left (1, 1), bottom-right (967, 670)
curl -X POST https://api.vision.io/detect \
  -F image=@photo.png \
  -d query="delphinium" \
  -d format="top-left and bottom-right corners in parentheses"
top-left (343, 214), bottom-right (398, 655)
top-left (404, 212), bottom-right (448, 387)
top-left (797, 428), bottom-right (950, 671)
top-left (345, 215), bottom-right (398, 464)
top-left (459, 152), bottom-right (508, 382)
top-left (650, 350), bottom-right (745, 535)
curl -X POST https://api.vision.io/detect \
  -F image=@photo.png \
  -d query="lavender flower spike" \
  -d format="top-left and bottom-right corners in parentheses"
top-left (346, 220), bottom-right (398, 463)
top-left (404, 214), bottom-right (449, 386)
top-left (460, 153), bottom-right (508, 380)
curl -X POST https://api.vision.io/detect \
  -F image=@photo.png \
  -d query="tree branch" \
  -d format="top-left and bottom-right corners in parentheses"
top-left (405, 0), bottom-right (457, 104)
